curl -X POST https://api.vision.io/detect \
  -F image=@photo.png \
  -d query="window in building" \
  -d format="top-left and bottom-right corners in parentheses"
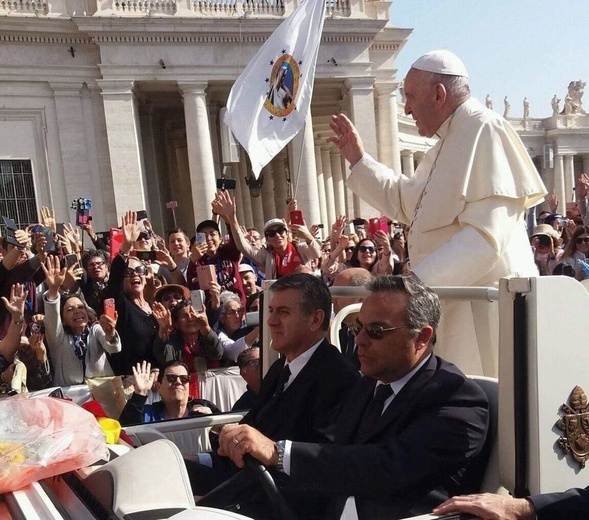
top-left (0, 160), bottom-right (38, 231)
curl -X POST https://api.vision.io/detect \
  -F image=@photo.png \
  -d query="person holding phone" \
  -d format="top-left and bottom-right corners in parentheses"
top-left (186, 216), bottom-right (246, 308)
top-left (152, 299), bottom-right (224, 371)
top-left (105, 211), bottom-right (160, 375)
top-left (0, 226), bottom-right (47, 338)
top-left (41, 256), bottom-right (121, 386)
top-left (212, 190), bottom-right (321, 280)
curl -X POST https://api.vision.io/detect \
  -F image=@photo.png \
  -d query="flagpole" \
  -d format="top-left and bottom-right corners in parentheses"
top-left (292, 120), bottom-right (306, 200)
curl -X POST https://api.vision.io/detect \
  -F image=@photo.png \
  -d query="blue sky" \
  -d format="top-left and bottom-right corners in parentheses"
top-left (392, 0), bottom-right (589, 118)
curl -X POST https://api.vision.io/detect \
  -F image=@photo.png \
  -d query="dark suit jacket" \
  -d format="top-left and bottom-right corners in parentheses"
top-left (241, 338), bottom-right (360, 442)
top-left (531, 486), bottom-right (589, 519)
top-left (201, 339), bottom-right (359, 518)
top-left (289, 355), bottom-right (489, 520)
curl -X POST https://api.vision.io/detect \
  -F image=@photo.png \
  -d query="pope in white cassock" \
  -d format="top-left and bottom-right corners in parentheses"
top-left (330, 50), bottom-right (547, 376)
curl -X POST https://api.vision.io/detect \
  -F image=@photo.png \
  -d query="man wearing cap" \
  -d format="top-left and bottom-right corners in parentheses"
top-left (238, 263), bottom-right (259, 298)
top-left (530, 224), bottom-right (563, 275)
top-left (186, 218), bottom-right (246, 307)
top-left (212, 190), bottom-right (322, 279)
top-left (330, 49), bottom-right (547, 376)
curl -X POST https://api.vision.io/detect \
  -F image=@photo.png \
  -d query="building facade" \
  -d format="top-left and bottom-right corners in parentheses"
top-left (0, 0), bottom-right (412, 236)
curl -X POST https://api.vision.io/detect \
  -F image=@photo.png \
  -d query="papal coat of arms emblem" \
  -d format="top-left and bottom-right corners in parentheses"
top-left (556, 385), bottom-right (589, 468)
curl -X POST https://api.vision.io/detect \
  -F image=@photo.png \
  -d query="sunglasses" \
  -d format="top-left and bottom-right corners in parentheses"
top-left (345, 247), bottom-right (355, 253)
top-left (576, 237), bottom-right (589, 245)
top-left (124, 265), bottom-right (147, 277)
top-left (164, 374), bottom-right (189, 384)
top-left (241, 358), bottom-right (260, 369)
top-left (350, 322), bottom-right (406, 340)
top-left (161, 293), bottom-right (183, 302)
top-left (358, 246), bottom-right (376, 254)
top-left (265, 226), bottom-right (287, 238)
top-left (137, 232), bottom-right (150, 240)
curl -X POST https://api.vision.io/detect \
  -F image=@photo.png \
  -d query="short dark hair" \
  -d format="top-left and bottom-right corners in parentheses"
top-left (82, 249), bottom-right (109, 271)
top-left (158, 360), bottom-right (189, 383)
top-left (167, 228), bottom-right (190, 242)
top-left (237, 347), bottom-right (259, 369)
top-left (368, 275), bottom-right (440, 344)
top-left (269, 273), bottom-right (331, 331)
top-left (171, 299), bottom-right (191, 323)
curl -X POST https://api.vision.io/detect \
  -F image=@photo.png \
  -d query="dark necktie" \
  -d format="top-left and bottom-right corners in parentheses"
top-left (256, 363), bottom-right (291, 422)
top-left (355, 384), bottom-right (394, 441)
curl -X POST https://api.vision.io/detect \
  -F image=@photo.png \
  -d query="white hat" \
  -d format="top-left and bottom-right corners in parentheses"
top-left (411, 50), bottom-right (469, 78)
top-left (264, 218), bottom-right (286, 232)
top-left (238, 263), bottom-right (255, 274)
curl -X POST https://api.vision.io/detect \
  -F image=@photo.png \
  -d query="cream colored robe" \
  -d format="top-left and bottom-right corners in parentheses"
top-left (347, 98), bottom-right (547, 376)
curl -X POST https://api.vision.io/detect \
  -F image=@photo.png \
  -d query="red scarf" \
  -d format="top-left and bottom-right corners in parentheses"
top-left (274, 241), bottom-right (303, 277)
top-left (182, 340), bottom-right (219, 370)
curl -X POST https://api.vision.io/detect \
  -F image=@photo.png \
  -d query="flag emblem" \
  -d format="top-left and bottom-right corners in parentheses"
top-left (265, 54), bottom-right (300, 118)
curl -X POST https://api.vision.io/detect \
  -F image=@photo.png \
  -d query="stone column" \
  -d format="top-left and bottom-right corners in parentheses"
top-left (314, 144), bottom-right (329, 232)
top-left (273, 151), bottom-right (290, 220)
top-left (236, 152), bottom-right (254, 229)
top-left (80, 83), bottom-right (110, 232)
top-left (331, 149), bottom-right (346, 217)
top-left (139, 107), bottom-right (166, 232)
top-left (288, 109), bottom-right (320, 225)
top-left (564, 154), bottom-right (575, 202)
top-left (582, 154), bottom-right (589, 175)
top-left (97, 79), bottom-right (148, 220)
top-left (345, 77), bottom-right (379, 217)
top-left (553, 154), bottom-right (565, 209)
top-left (239, 148), bottom-right (263, 230)
top-left (174, 142), bottom-right (197, 230)
top-left (321, 146), bottom-right (337, 227)
top-left (178, 82), bottom-right (218, 225)
top-left (232, 162), bottom-right (246, 227)
top-left (401, 150), bottom-right (415, 177)
top-left (375, 82), bottom-right (402, 173)
top-left (261, 164), bottom-right (277, 221)
top-left (414, 152), bottom-right (425, 168)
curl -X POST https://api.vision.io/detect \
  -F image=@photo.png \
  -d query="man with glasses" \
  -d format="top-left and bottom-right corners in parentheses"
top-left (81, 250), bottom-right (110, 315)
top-left (330, 50), bottom-right (547, 378)
top-left (212, 190), bottom-right (321, 279)
top-left (119, 360), bottom-right (220, 426)
top-left (231, 347), bottom-right (261, 411)
top-left (218, 274), bottom-right (489, 520)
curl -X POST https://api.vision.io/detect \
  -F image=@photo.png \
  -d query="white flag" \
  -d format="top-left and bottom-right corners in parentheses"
top-left (224, 0), bottom-right (326, 179)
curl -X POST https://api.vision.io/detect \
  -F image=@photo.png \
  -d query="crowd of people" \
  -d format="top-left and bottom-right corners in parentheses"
top-left (0, 47), bottom-right (587, 519)
top-left (0, 180), bottom-right (586, 397)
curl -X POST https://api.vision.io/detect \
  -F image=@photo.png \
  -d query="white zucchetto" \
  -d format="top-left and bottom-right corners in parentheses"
top-left (411, 50), bottom-right (469, 78)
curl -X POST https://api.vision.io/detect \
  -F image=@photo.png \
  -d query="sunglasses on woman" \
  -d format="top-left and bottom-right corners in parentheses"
top-left (124, 265), bottom-right (147, 277)
top-left (350, 322), bottom-right (405, 340)
top-left (161, 293), bottom-right (184, 302)
top-left (358, 246), bottom-right (376, 254)
top-left (164, 374), bottom-right (190, 384)
top-left (265, 227), bottom-right (287, 238)
top-left (575, 237), bottom-right (589, 245)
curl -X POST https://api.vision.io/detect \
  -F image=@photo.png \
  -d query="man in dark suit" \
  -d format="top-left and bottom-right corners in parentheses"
top-left (189, 273), bottom-right (359, 504)
top-left (433, 486), bottom-right (589, 519)
top-left (219, 274), bottom-right (489, 520)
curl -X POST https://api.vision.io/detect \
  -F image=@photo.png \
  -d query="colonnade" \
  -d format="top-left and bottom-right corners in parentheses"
top-left (98, 77), bottom-right (412, 236)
